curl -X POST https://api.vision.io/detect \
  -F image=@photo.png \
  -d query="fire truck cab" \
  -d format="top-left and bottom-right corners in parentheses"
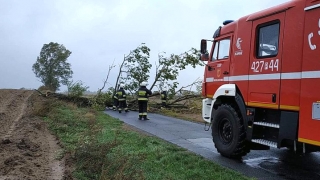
top-left (200, 0), bottom-right (320, 158)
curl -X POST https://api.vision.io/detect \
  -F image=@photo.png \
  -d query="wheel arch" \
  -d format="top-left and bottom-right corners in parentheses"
top-left (210, 84), bottom-right (248, 130)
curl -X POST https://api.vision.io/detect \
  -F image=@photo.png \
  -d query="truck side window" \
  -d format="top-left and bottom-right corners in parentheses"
top-left (211, 38), bottom-right (231, 61)
top-left (257, 22), bottom-right (280, 58)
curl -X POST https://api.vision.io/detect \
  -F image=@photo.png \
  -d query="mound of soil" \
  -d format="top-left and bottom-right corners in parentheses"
top-left (0, 89), bottom-right (67, 180)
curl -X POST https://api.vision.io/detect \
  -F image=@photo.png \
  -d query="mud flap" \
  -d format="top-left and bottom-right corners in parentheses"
top-left (204, 122), bottom-right (211, 131)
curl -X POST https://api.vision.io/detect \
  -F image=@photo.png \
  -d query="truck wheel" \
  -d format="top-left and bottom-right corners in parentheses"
top-left (212, 104), bottom-right (247, 158)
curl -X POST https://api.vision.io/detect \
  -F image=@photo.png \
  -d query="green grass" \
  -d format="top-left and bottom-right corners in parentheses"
top-left (155, 108), bottom-right (204, 124)
top-left (43, 100), bottom-right (254, 180)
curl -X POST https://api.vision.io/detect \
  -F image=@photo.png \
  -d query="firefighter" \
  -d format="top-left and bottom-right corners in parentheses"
top-left (137, 81), bottom-right (152, 120)
top-left (112, 92), bottom-right (118, 111)
top-left (116, 84), bottom-right (129, 113)
top-left (161, 89), bottom-right (168, 108)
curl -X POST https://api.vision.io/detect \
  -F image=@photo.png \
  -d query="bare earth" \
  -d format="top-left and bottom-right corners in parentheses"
top-left (0, 89), bottom-right (65, 180)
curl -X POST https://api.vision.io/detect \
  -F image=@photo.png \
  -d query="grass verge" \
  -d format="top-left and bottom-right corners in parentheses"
top-left (156, 108), bottom-right (204, 124)
top-left (43, 100), bottom-right (254, 180)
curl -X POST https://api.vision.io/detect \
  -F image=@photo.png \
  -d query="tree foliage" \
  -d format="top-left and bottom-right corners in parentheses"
top-left (121, 44), bottom-right (151, 95)
top-left (151, 48), bottom-right (202, 95)
top-left (119, 43), bottom-right (203, 98)
top-left (91, 87), bottom-right (114, 110)
top-left (67, 80), bottom-right (89, 97)
top-left (32, 42), bottom-right (73, 91)
top-left (99, 43), bottom-right (203, 109)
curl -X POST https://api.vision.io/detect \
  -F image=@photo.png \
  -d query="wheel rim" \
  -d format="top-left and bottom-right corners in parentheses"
top-left (218, 117), bottom-right (233, 144)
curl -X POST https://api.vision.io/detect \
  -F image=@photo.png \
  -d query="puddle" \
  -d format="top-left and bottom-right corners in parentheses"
top-left (243, 156), bottom-right (280, 168)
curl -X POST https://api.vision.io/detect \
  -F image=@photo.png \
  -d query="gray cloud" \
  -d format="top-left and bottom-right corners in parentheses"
top-left (0, 0), bottom-right (288, 92)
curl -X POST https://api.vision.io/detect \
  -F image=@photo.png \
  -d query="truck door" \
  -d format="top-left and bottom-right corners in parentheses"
top-left (248, 12), bottom-right (285, 108)
top-left (299, 2), bottom-right (320, 145)
top-left (206, 34), bottom-right (232, 97)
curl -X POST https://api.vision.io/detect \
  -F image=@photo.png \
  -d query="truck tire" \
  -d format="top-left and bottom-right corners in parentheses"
top-left (212, 104), bottom-right (247, 158)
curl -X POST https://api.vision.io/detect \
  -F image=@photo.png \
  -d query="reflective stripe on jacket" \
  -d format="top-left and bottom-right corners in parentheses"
top-left (137, 87), bottom-right (152, 101)
top-left (117, 88), bottom-right (126, 101)
top-left (113, 94), bottom-right (118, 99)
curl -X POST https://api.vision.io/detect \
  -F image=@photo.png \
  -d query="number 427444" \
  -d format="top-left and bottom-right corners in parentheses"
top-left (251, 59), bottom-right (279, 73)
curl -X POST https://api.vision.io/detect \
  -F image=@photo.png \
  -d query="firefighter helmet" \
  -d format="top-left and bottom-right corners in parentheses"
top-left (140, 81), bottom-right (147, 86)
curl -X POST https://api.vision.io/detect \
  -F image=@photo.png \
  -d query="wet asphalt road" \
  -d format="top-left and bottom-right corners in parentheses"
top-left (104, 110), bottom-right (320, 180)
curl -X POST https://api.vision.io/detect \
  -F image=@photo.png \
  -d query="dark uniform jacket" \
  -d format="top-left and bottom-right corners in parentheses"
top-left (116, 88), bottom-right (126, 101)
top-left (113, 93), bottom-right (118, 99)
top-left (137, 87), bottom-right (152, 101)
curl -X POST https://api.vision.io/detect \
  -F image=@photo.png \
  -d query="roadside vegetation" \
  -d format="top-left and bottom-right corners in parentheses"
top-left (39, 99), bottom-right (253, 180)
top-left (31, 41), bottom-right (207, 128)
top-left (31, 41), bottom-right (253, 179)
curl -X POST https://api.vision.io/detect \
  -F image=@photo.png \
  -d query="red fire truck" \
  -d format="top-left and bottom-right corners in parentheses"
top-left (200, 0), bottom-right (320, 159)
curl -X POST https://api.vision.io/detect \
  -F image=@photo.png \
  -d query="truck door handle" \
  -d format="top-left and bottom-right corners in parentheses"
top-left (223, 71), bottom-right (229, 75)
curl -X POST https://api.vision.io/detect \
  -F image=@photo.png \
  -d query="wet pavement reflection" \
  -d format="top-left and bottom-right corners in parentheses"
top-left (242, 150), bottom-right (320, 179)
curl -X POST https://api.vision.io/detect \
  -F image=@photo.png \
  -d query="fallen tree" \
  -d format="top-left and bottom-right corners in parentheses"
top-left (94, 43), bottom-right (204, 110)
top-left (117, 44), bottom-right (203, 108)
top-left (34, 89), bottom-right (92, 107)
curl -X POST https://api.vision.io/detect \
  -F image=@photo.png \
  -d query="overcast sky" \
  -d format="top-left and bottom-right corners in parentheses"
top-left (0, 0), bottom-right (289, 92)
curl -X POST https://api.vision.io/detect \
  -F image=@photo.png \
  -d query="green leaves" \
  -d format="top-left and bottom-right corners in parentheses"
top-left (119, 43), bottom-right (203, 99)
top-left (32, 42), bottom-right (73, 91)
top-left (67, 80), bottom-right (89, 97)
top-left (153, 47), bottom-right (203, 93)
top-left (121, 44), bottom-right (152, 94)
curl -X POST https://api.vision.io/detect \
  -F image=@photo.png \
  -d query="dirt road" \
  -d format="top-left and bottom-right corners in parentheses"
top-left (0, 89), bottom-right (65, 180)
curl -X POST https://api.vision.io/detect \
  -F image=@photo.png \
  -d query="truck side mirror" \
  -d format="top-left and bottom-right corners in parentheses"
top-left (200, 39), bottom-right (209, 61)
top-left (200, 39), bottom-right (207, 54)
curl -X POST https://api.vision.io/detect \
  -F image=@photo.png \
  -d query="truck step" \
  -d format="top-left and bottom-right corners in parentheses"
top-left (252, 139), bottom-right (277, 148)
top-left (253, 122), bottom-right (280, 128)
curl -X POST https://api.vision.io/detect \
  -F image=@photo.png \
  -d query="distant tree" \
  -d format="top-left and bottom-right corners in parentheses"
top-left (32, 42), bottom-right (73, 91)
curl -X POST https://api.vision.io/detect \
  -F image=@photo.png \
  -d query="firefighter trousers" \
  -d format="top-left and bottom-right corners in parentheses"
top-left (113, 98), bottom-right (118, 110)
top-left (138, 100), bottom-right (148, 119)
top-left (118, 100), bottom-right (128, 112)
top-left (161, 101), bottom-right (167, 108)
